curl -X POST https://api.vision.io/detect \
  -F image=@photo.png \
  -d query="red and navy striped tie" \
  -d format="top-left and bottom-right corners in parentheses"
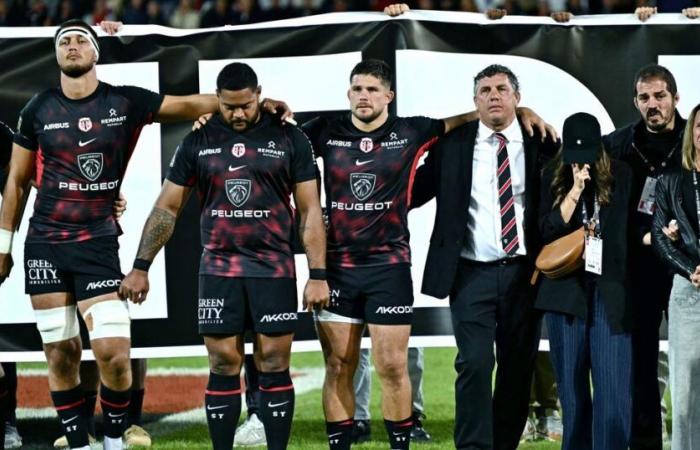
top-left (494, 132), bottom-right (520, 256)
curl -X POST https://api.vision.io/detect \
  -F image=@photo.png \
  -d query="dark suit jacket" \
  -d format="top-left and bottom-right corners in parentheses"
top-left (535, 160), bottom-right (633, 333)
top-left (411, 119), bottom-right (557, 299)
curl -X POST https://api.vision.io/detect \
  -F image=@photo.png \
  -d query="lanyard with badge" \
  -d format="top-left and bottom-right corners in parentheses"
top-left (634, 141), bottom-right (679, 215)
top-left (582, 195), bottom-right (603, 275)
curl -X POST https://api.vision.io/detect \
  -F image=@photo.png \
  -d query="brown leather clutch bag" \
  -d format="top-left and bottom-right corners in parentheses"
top-left (531, 227), bottom-right (585, 284)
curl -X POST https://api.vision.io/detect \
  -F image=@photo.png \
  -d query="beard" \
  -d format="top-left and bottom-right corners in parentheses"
top-left (60, 60), bottom-right (93, 78)
top-left (645, 110), bottom-right (672, 132)
top-left (353, 106), bottom-right (382, 124)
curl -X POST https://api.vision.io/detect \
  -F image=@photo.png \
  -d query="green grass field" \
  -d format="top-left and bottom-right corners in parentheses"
top-left (16, 348), bottom-right (568, 449)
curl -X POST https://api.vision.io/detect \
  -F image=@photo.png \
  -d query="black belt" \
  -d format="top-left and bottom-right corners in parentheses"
top-left (461, 256), bottom-right (526, 267)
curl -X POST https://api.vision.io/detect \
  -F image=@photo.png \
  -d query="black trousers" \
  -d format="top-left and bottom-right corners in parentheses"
top-left (629, 263), bottom-right (671, 450)
top-left (450, 258), bottom-right (541, 450)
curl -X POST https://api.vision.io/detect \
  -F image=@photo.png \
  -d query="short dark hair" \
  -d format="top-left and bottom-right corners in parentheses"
top-left (54, 19), bottom-right (98, 43)
top-left (349, 59), bottom-right (392, 87)
top-left (216, 62), bottom-right (258, 92)
top-left (633, 64), bottom-right (677, 97)
top-left (473, 64), bottom-right (520, 95)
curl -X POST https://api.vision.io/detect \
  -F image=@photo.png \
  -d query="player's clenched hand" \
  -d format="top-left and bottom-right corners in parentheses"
top-left (303, 279), bottom-right (330, 312)
top-left (119, 269), bottom-right (150, 304)
top-left (192, 113), bottom-right (213, 131)
top-left (0, 253), bottom-right (13, 285)
top-left (98, 21), bottom-right (123, 35)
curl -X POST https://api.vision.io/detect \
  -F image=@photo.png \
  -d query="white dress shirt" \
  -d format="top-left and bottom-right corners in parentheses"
top-left (461, 119), bottom-right (528, 261)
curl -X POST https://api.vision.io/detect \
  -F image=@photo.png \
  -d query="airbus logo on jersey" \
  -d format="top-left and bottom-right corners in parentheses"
top-left (260, 312), bottom-right (297, 323)
top-left (26, 259), bottom-right (60, 285)
top-left (86, 279), bottom-right (121, 290)
top-left (350, 173), bottom-right (376, 201)
top-left (326, 139), bottom-right (352, 147)
top-left (77, 153), bottom-right (104, 181)
top-left (199, 298), bottom-right (224, 324)
top-left (232, 143), bottom-right (246, 158)
top-left (359, 137), bottom-right (374, 153)
top-left (78, 117), bottom-right (92, 132)
top-left (43, 122), bottom-right (70, 131)
top-left (375, 306), bottom-right (412, 314)
top-left (198, 148), bottom-right (222, 157)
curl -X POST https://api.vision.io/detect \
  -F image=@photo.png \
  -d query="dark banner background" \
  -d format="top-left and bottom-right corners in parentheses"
top-left (0, 17), bottom-right (683, 353)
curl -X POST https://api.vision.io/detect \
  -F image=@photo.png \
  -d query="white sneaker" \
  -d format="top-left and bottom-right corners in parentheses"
top-left (543, 411), bottom-right (563, 442)
top-left (234, 413), bottom-right (266, 447)
top-left (4, 422), bottom-right (22, 449)
top-left (520, 416), bottom-right (537, 442)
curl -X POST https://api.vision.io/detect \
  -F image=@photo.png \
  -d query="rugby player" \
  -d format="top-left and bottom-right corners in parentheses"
top-left (119, 62), bottom-right (328, 450)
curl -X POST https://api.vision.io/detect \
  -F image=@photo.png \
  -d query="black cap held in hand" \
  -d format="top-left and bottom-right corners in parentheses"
top-left (562, 112), bottom-right (602, 165)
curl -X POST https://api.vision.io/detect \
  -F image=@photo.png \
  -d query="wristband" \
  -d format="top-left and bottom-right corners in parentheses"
top-left (309, 269), bottom-right (327, 281)
top-left (0, 229), bottom-right (13, 254)
top-left (133, 258), bottom-right (152, 272)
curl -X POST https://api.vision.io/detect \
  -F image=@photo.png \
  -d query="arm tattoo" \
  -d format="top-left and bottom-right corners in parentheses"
top-left (136, 207), bottom-right (177, 261)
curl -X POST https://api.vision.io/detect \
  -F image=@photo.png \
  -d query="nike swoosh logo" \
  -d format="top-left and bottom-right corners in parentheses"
top-left (328, 432), bottom-right (343, 438)
top-left (61, 415), bottom-right (78, 424)
top-left (228, 165), bottom-right (247, 172)
top-left (267, 400), bottom-right (290, 408)
top-left (108, 412), bottom-right (126, 418)
top-left (78, 138), bottom-right (97, 147)
top-left (392, 432), bottom-right (404, 436)
top-left (206, 404), bottom-right (229, 411)
top-left (355, 159), bottom-right (373, 166)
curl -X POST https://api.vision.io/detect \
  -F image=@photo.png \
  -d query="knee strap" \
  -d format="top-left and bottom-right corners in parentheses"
top-left (34, 305), bottom-right (80, 344)
top-left (84, 300), bottom-right (131, 340)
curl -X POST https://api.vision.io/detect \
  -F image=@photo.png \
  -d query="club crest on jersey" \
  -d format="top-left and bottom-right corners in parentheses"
top-left (359, 138), bottom-right (374, 153)
top-left (225, 179), bottom-right (251, 207)
top-left (77, 153), bottom-right (103, 181)
top-left (350, 173), bottom-right (376, 201)
top-left (232, 143), bottom-right (246, 158)
top-left (78, 117), bottom-right (92, 132)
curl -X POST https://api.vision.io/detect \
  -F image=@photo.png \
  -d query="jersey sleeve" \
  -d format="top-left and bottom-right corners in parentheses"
top-left (116, 85), bottom-right (165, 126)
top-left (408, 116), bottom-right (445, 143)
top-left (0, 120), bottom-right (14, 170)
top-left (289, 126), bottom-right (319, 184)
top-left (165, 135), bottom-right (197, 187)
top-left (13, 95), bottom-right (40, 151)
top-left (301, 116), bottom-right (326, 159)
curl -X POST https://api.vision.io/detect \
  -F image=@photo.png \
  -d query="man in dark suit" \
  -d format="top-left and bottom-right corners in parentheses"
top-left (411, 64), bottom-right (557, 450)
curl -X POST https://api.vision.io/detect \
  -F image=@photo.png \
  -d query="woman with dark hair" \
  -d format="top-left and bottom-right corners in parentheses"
top-left (652, 102), bottom-right (700, 450)
top-left (535, 112), bottom-right (634, 450)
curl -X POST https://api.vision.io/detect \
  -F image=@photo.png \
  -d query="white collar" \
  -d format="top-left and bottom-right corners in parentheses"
top-left (476, 117), bottom-right (523, 144)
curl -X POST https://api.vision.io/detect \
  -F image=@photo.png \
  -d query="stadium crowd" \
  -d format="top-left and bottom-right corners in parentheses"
top-left (0, 0), bottom-right (698, 29)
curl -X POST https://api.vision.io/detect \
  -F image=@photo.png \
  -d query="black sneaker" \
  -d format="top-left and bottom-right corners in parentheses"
top-left (351, 419), bottom-right (371, 443)
top-left (410, 411), bottom-right (432, 442)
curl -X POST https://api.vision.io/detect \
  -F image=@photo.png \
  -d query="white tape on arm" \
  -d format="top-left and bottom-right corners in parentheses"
top-left (0, 229), bottom-right (13, 254)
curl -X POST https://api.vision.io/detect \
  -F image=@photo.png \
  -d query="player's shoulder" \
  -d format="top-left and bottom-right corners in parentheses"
top-left (21, 88), bottom-right (58, 113)
top-left (106, 83), bottom-right (157, 101)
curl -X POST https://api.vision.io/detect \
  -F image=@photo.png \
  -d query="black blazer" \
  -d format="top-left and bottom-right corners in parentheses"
top-left (411, 119), bottom-right (557, 299)
top-left (535, 160), bottom-right (633, 333)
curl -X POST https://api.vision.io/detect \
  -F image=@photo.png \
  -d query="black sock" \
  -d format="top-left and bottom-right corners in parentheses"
top-left (83, 389), bottom-right (97, 437)
top-left (259, 369), bottom-right (295, 450)
top-left (205, 372), bottom-right (242, 450)
top-left (385, 417), bottom-right (413, 450)
top-left (51, 386), bottom-right (90, 448)
top-left (128, 388), bottom-right (145, 426)
top-left (100, 383), bottom-right (130, 439)
top-left (326, 419), bottom-right (353, 450)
